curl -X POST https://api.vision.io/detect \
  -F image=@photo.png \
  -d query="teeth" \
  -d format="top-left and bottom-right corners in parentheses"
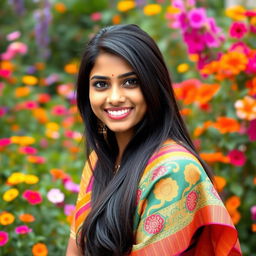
top-left (107, 109), bottom-right (130, 116)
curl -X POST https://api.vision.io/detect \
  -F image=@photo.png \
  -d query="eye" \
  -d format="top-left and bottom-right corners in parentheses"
top-left (92, 81), bottom-right (108, 90)
top-left (123, 78), bottom-right (140, 88)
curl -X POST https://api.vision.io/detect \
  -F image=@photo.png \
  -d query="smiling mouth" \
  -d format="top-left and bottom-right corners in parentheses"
top-left (105, 108), bottom-right (133, 119)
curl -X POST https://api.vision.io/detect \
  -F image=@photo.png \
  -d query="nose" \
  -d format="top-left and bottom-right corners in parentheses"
top-left (106, 86), bottom-right (125, 105)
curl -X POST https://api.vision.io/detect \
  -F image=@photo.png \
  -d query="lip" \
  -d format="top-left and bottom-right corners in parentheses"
top-left (104, 107), bottom-right (133, 120)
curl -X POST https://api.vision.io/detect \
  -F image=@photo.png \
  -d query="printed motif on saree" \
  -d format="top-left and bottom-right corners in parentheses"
top-left (70, 140), bottom-right (242, 256)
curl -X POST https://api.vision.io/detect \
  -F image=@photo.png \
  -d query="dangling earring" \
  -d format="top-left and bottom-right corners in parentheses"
top-left (98, 120), bottom-right (107, 138)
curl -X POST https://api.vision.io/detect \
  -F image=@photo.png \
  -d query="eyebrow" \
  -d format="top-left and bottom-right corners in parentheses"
top-left (90, 71), bottom-right (136, 80)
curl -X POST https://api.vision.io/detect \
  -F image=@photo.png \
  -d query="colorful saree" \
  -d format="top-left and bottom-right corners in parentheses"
top-left (70, 140), bottom-right (242, 255)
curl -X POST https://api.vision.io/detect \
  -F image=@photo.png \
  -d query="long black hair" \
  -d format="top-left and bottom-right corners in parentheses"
top-left (76, 24), bottom-right (212, 256)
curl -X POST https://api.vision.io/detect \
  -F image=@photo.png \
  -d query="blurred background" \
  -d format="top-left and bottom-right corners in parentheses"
top-left (1, 0), bottom-right (256, 255)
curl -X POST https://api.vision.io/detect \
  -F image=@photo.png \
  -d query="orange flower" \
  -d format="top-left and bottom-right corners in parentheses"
top-left (2, 61), bottom-right (15, 71)
top-left (225, 5), bottom-right (246, 20)
top-left (143, 4), bottom-right (162, 16)
top-left (195, 83), bottom-right (220, 104)
top-left (225, 195), bottom-right (241, 213)
top-left (35, 62), bottom-right (45, 70)
top-left (33, 108), bottom-right (48, 123)
top-left (112, 14), bottom-right (121, 24)
top-left (200, 61), bottom-right (219, 75)
top-left (32, 243), bottom-right (48, 256)
top-left (54, 2), bottom-right (67, 13)
top-left (19, 213), bottom-right (35, 223)
top-left (254, 177), bottom-right (256, 185)
top-left (64, 63), bottom-right (78, 74)
top-left (252, 224), bottom-right (256, 232)
top-left (0, 212), bottom-right (15, 225)
top-left (213, 176), bottom-right (227, 192)
top-left (230, 210), bottom-right (241, 225)
top-left (219, 51), bottom-right (248, 76)
top-left (213, 117), bottom-right (240, 134)
top-left (246, 77), bottom-right (256, 96)
top-left (117, 1), bottom-right (135, 12)
top-left (200, 152), bottom-right (230, 164)
top-left (15, 87), bottom-right (30, 97)
top-left (50, 168), bottom-right (67, 180)
top-left (180, 108), bottom-right (192, 116)
top-left (235, 96), bottom-right (256, 121)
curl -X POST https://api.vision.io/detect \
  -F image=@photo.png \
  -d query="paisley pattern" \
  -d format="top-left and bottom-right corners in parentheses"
top-left (70, 140), bottom-right (242, 256)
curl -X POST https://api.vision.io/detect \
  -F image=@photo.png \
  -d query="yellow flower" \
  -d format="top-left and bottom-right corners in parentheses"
top-left (3, 188), bottom-right (19, 201)
top-left (0, 212), bottom-right (15, 225)
top-left (46, 122), bottom-right (59, 131)
top-left (54, 2), bottom-right (67, 13)
top-left (15, 87), bottom-right (30, 97)
top-left (166, 6), bottom-right (180, 14)
top-left (154, 178), bottom-right (179, 201)
top-left (64, 63), bottom-right (78, 74)
top-left (184, 163), bottom-right (201, 185)
top-left (177, 63), bottom-right (189, 73)
top-left (144, 4), bottom-right (162, 16)
top-left (117, 1), bottom-right (135, 12)
top-left (22, 75), bottom-right (38, 86)
top-left (250, 17), bottom-right (256, 26)
top-left (24, 174), bottom-right (39, 184)
top-left (10, 136), bottom-right (35, 146)
top-left (225, 5), bottom-right (246, 20)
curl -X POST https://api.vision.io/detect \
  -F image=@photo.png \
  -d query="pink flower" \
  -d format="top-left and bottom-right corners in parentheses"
top-left (6, 31), bottom-right (21, 41)
top-left (51, 105), bottom-right (68, 115)
top-left (90, 12), bottom-right (102, 21)
top-left (0, 138), bottom-right (11, 147)
top-left (184, 30), bottom-right (205, 53)
top-left (204, 32), bottom-right (220, 47)
top-left (19, 146), bottom-right (38, 155)
top-left (229, 42), bottom-right (250, 55)
top-left (15, 225), bottom-right (32, 234)
top-left (229, 22), bottom-right (248, 39)
top-left (47, 188), bottom-right (65, 204)
top-left (247, 119), bottom-right (256, 141)
top-left (7, 42), bottom-right (28, 55)
top-left (0, 107), bottom-right (7, 117)
top-left (178, 12), bottom-right (189, 30)
top-left (24, 101), bottom-right (38, 109)
top-left (245, 10), bottom-right (256, 17)
top-left (0, 69), bottom-right (11, 78)
top-left (251, 205), bottom-right (256, 221)
top-left (0, 231), bottom-right (9, 246)
top-left (246, 55), bottom-right (256, 74)
top-left (228, 149), bottom-right (246, 166)
top-left (187, 8), bottom-right (207, 28)
top-left (64, 181), bottom-right (79, 193)
top-left (64, 204), bottom-right (75, 216)
top-left (22, 190), bottom-right (43, 205)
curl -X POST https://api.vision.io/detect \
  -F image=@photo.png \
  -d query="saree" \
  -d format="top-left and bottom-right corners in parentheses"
top-left (70, 140), bottom-right (242, 255)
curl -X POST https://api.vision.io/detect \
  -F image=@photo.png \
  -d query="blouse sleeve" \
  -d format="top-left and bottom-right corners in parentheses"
top-left (131, 153), bottom-right (241, 256)
top-left (70, 152), bottom-right (96, 240)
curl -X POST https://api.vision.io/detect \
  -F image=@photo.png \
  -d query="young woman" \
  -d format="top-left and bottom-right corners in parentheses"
top-left (66, 24), bottom-right (241, 256)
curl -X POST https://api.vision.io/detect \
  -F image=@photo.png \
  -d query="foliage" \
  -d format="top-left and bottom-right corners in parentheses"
top-left (0, 0), bottom-right (256, 255)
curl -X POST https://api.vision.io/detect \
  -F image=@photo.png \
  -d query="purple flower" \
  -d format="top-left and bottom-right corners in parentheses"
top-left (64, 181), bottom-right (80, 193)
top-left (251, 205), bottom-right (256, 221)
top-left (8, 0), bottom-right (25, 15)
top-left (187, 8), bottom-right (207, 29)
top-left (47, 188), bottom-right (65, 204)
top-left (64, 204), bottom-right (75, 216)
top-left (247, 119), bottom-right (256, 141)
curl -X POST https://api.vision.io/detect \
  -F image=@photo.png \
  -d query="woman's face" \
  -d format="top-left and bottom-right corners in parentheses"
top-left (89, 52), bottom-right (147, 138)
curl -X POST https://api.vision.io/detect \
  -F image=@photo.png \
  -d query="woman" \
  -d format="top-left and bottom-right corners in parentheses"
top-left (66, 24), bottom-right (241, 256)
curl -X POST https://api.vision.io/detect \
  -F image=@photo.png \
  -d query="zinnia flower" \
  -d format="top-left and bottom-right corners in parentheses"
top-left (228, 149), bottom-right (246, 166)
top-left (0, 231), bottom-right (9, 246)
top-left (64, 204), bottom-right (75, 216)
top-left (187, 8), bottom-right (207, 28)
top-left (15, 225), bottom-right (32, 234)
top-left (32, 242), bottom-right (48, 256)
top-left (229, 22), bottom-right (248, 39)
top-left (0, 138), bottom-right (11, 147)
top-left (19, 213), bottom-right (35, 223)
top-left (47, 188), bottom-right (65, 204)
top-left (22, 190), bottom-right (43, 205)
top-left (247, 119), bottom-right (256, 141)
top-left (0, 212), bottom-right (15, 225)
top-left (235, 96), bottom-right (256, 120)
top-left (3, 188), bottom-right (19, 201)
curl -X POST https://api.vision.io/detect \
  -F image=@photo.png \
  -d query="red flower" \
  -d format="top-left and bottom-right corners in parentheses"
top-left (22, 190), bottom-right (42, 205)
top-left (144, 214), bottom-right (165, 234)
top-left (228, 149), bottom-right (246, 166)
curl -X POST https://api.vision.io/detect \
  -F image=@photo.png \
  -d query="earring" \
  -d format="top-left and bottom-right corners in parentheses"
top-left (97, 120), bottom-right (107, 136)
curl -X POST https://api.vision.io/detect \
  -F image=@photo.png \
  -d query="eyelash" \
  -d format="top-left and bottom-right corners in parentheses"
top-left (92, 78), bottom-right (140, 89)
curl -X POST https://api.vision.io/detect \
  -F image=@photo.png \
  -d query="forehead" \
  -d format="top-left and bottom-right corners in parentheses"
top-left (90, 52), bottom-right (134, 76)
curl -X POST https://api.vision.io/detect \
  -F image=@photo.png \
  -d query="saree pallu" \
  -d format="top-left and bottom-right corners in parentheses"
top-left (70, 140), bottom-right (242, 255)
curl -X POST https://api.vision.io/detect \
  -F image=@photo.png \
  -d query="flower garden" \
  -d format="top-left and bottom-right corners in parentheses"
top-left (1, 0), bottom-right (256, 255)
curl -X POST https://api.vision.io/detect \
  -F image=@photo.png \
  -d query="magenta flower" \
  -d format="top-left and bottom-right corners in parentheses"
top-left (15, 225), bottom-right (32, 234)
top-left (19, 146), bottom-right (38, 155)
top-left (230, 42), bottom-right (250, 55)
top-left (0, 231), bottom-right (9, 246)
top-left (204, 32), bottom-right (220, 48)
top-left (247, 119), bottom-right (256, 141)
top-left (251, 205), bottom-right (256, 221)
top-left (0, 107), bottom-right (7, 117)
top-left (64, 204), bottom-right (75, 216)
top-left (51, 105), bottom-right (68, 115)
top-left (22, 190), bottom-right (43, 205)
top-left (7, 42), bottom-right (28, 55)
top-left (246, 55), bottom-right (256, 74)
top-left (184, 30), bottom-right (205, 53)
top-left (6, 31), bottom-right (21, 41)
top-left (230, 22), bottom-right (248, 39)
top-left (178, 12), bottom-right (189, 30)
top-left (90, 12), bottom-right (102, 21)
top-left (187, 8), bottom-right (207, 28)
top-left (47, 188), bottom-right (65, 204)
top-left (64, 180), bottom-right (80, 193)
top-left (0, 138), bottom-right (11, 147)
top-left (24, 101), bottom-right (38, 110)
top-left (228, 149), bottom-right (246, 167)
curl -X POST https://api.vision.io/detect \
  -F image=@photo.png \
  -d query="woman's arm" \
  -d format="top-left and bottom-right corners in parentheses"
top-left (66, 237), bottom-right (82, 256)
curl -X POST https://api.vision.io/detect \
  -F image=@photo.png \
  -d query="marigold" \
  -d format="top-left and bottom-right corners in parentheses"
top-left (3, 188), bottom-right (19, 201)
top-left (144, 4), bottom-right (162, 16)
top-left (0, 212), bottom-right (15, 225)
top-left (64, 63), bottom-right (78, 74)
top-left (22, 75), bottom-right (38, 86)
top-left (117, 1), bottom-right (135, 12)
top-left (213, 117), bottom-right (240, 134)
top-left (54, 2), bottom-right (67, 13)
top-left (15, 87), bottom-right (30, 97)
top-left (225, 5), bottom-right (246, 20)
top-left (7, 173), bottom-right (25, 185)
top-left (213, 176), bottom-right (227, 192)
top-left (32, 242), bottom-right (48, 256)
top-left (19, 213), bottom-right (35, 223)
top-left (235, 96), bottom-right (256, 120)
top-left (225, 195), bottom-right (241, 213)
